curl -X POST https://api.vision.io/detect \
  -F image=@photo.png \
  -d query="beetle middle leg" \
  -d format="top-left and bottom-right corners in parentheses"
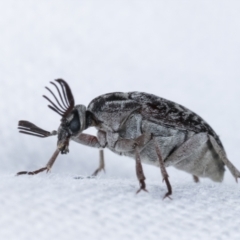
top-left (72, 131), bottom-right (107, 177)
top-left (133, 135), bottom-right (172, 198)
top-left (154, 138), bottom-right (172, 199)
top-left (92, 149), bottom-right (105, 176)
top-left (135, 147), bottom-right (148, 193)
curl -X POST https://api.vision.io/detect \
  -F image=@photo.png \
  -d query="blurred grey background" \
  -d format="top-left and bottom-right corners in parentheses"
top-left (0, 0), bottom-right (240, 183)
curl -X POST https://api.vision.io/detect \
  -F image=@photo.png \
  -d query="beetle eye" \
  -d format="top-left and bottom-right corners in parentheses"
top-left (69, 111), bottom-right (80, 134)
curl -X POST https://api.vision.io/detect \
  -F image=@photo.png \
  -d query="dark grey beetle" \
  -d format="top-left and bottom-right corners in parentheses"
top-left (17, 79), bottom-right (240, 199)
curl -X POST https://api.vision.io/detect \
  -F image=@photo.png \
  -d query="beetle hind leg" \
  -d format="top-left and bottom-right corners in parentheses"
top-left (209, 135), bottom-right (240, 182)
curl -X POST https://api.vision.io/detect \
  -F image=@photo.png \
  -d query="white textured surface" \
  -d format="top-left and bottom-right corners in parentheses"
top-left (1, 174), bottom-right (240, 240)
top-left (1, 1), bottom-right (240, 240)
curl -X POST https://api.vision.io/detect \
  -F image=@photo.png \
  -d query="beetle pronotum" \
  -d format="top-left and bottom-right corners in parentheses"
top-left (17, 79), bottom-right (240, 199)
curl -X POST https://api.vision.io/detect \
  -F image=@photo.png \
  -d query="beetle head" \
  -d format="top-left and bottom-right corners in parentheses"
top-left (18, 79), bottom-right (87, 154)
top-left (42, 79), bottom-right (87, 154)
top-left (18, 79), bottom-right (86, 154)
top-left (57, 104), bottom-right (86, 154)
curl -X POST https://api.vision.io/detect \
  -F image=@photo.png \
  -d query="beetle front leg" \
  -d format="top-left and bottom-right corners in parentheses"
top-left (17, 148), bottom-right (60, 176)
top-left (72, 133), bottom-right (102, 148)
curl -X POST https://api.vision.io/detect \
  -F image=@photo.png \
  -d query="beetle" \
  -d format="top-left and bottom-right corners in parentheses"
top-left (17, 79), bottom-right (240, 199)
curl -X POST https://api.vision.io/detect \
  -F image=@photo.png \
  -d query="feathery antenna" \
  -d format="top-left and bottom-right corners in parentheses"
top-left (43, 79), bottom-right (75, 118)
top-left (18, 120), bottom-right (57, 138)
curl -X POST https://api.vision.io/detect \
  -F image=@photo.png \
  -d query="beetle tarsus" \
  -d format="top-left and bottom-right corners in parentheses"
top-left (16, 149), bottom-right (60, 176)
top-left (136, 179), bottom-right (148, 194)
top-left (193, 175), bottom-right (200, 183)
top-left (162, 176), bottom-right (172, 200)
top-left (16, 167), bottom-right (48, 176)
top-left (163, 192), bottom-right (172, 200)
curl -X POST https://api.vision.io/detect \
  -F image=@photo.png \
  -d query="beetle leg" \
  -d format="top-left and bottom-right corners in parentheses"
top-left (17, 167), bottom-right (48, 176)
top-left (115, 133), bottom-right (152, 152)
top-left (163, 133), bottom-right (240, 182)
top-left (72, 132), bottom-right (107, 177)
top-left (71, 133), bottom-right (101, 148)
top-left (193, 175), bottom-right (200, 183)
top-left (209, 135), bottom-right (240, 182)
top-left (16, 148), bottom-right (60, 176)
top-left (115, 139), bottom-right (138, 152)
top-left (135, 133), bottom-right (152, 150)
top-left (45, 149), bottom-right (61, 172)
top-left (154, 138), bottom-right (172, 199)
top-left (91, 131), bottom-right (108, 176)
top-left (135, 147), bottom-right (148, 193)
top-left (92, 149), bottom-right (105, 176)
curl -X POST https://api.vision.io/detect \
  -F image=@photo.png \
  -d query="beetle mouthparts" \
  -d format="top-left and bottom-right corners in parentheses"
top-left (57, 138), bottom-right (70, 154)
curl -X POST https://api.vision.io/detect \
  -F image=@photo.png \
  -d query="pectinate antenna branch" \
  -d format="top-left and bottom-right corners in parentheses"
top-left (48, 105), bottom-right (64, 117)
top-left (56, 79), bottom-right (70, 107)
top-left (45, 86), bottom-right (66, 112)
top-left (55, 79), bottom-right (75, 117)
top-left (43, 95), bottom-right (65, 116)
top-left (50, 81), bottom-right (68, 109)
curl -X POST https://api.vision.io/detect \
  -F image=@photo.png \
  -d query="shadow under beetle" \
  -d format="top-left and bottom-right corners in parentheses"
top-left (17, 79), bottom-right (240, 199)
